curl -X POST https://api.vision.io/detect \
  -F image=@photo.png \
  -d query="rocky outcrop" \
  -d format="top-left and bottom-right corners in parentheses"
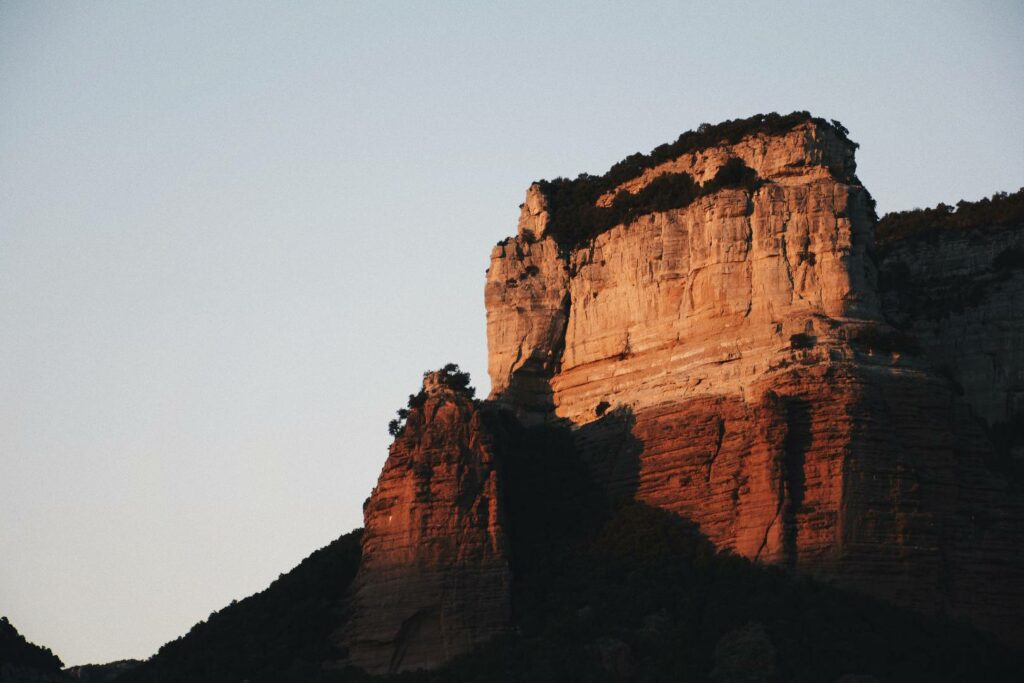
top-left (338, 371), bottom-right (511, 674)
top-left (484, 117), bottom-right (1024, 644)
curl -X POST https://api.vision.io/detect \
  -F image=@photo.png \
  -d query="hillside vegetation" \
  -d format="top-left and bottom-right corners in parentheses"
top-left (116, 531), bottom-right (362, 683)
top-left (0, 615), bottom-right (64, 672)
top-left (876, 187), bottom-right (1024, 244)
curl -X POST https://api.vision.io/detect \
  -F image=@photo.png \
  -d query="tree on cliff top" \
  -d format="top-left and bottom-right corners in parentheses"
top-left (388, 364), bottom-right (476, 436)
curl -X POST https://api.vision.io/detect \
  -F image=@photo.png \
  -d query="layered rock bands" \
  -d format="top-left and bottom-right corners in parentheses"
top-left (486, 120), bottom-right (1023, 644)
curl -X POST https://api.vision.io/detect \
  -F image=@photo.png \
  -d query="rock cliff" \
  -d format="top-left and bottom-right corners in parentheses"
top-left (487, 119), bottom-right (879, 419)
top-left (485, 116), bottom-right (1024, 644)
top-left (877, 205), bottom-right (1024, 448)
top-left (338, 370), bottom-right (511, 675)
top-left (73, 115), bottom-right (1023, 681)
top-left (336, 116), bottom-right (1022, 678)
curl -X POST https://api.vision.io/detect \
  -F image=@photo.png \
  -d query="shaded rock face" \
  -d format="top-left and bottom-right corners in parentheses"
top-left (339, 374), bottom-right (511, 675)
top-left (878, 225), bottom-right (1024, 442)
top-left (485, 122), bottom-right (1024, 643)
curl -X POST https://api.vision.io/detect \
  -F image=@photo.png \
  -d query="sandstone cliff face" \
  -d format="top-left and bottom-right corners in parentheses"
top-left (485, 120), bottom-right (1024, 643)
top-left (487, 121), bottom-right (879, 423)
top-left (339, 373), bottom-right (511, 674)
top-left (486, 233), bottom-right (568, 415)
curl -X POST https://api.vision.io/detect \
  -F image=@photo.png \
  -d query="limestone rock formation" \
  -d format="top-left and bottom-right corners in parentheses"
top-left (486, 235), bottom-right (568, 415)
top-left (338, 370), bottom-right (511, 674)
top-left (32, 116), bottom-right (1021, 683)
top-left (484, 116), bottom-right (1024, 644)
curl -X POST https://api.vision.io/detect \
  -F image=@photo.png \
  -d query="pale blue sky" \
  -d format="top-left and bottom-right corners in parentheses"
top-left (1, 0), bottom-right (1022, 666)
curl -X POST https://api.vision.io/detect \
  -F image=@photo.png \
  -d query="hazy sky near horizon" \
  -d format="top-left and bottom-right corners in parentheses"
top-left (2, 0), bottom-right (1022, 666)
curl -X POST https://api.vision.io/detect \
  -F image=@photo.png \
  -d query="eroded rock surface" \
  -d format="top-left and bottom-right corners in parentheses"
top-left (338, 373), bottom-right (511, 674)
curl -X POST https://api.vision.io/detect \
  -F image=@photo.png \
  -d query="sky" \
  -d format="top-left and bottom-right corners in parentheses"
top-left (1, 0), bottom-right (1022, 667)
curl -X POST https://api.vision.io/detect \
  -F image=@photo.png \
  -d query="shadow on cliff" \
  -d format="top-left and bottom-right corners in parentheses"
top-left (780, 398), bottom-right (810, 568)
top-left (483, 403), bottom-right (644, 632)
top-left (571, 406), bottom-right (644, 503)
top-left (370, 406), bottom-right (1023, 683)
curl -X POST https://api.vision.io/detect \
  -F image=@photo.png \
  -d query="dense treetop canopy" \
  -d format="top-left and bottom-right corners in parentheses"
top-left (876, 187), bottom-right (1024, 244)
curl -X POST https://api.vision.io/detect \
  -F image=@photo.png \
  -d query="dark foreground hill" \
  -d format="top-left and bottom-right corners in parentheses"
top-left (115, 532), bottom-right (361, 683)
top-left (1, 615), bottom-right (64, 679)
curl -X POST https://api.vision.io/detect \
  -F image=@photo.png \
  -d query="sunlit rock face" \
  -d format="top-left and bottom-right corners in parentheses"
top-left (487, 122), bottom-right (879, 422)
top-left (338, 373), bottom-right (511, 675)
top-left (485, 120), bottom-right (1024, 644)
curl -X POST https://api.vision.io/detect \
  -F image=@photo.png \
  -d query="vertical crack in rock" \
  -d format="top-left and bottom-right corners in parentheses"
top-left (705, 418), bottom-right (727, 483)
top-left (755, 506), bottom-right (781, 563)
top-left (780, 399), bottom-right (810, 568)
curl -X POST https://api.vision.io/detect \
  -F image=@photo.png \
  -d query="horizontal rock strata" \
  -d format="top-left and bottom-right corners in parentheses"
top-left (485, 119), bottom-right (1024, 644)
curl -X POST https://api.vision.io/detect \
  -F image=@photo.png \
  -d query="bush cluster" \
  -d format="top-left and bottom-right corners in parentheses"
top-left (847, 326), bottom-right (923, 355)
top-left (599, 111), bottom-right (853, 191)
top-left (531, 112), bottom-right (856, 251)
top-left (539, 157), bottom-right (762, 250)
